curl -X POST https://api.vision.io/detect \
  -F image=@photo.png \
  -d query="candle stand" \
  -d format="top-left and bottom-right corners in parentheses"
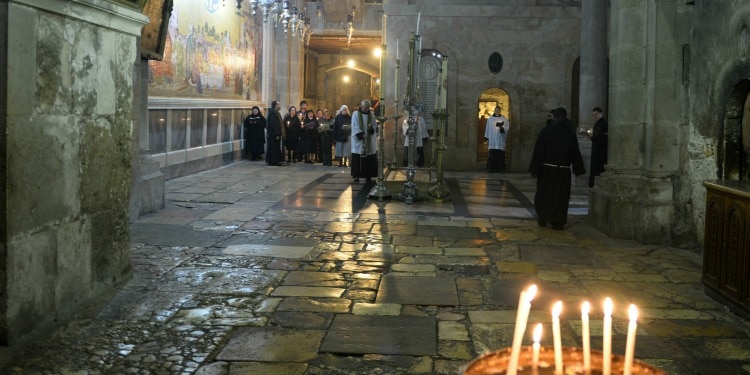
top-left (462, 346), bottom-right (665, 375)
top-left (395, 32), bottom-right (422, 204)
top-left (428, 110), bottom-right (450, 202)
top-left (368, 114), bottom-right (392, 200)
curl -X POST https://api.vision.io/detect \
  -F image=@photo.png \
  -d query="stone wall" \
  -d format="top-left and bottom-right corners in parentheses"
top-left (684, 2), bottom-right (750, 246)
top-left (383, 1), bottom-right (581, 172)
top-left (0, 0), bottom-right (146, 344)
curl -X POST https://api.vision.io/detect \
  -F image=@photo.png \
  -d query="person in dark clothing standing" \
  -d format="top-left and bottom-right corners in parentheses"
top-left (588, 107), bottom-right (608, 187)
top-left (300, 109), bottom-right (319, 163)
top-left (265, 101), bottom-right (283, 166)
top-left (243, 106), bottom-right (266, 161)
top-left (528, 107), bottom-right (586, 229)
top-left (283, 106), bottom-right (301, 163)
top-left (318, 109), bottom-right (335, 166)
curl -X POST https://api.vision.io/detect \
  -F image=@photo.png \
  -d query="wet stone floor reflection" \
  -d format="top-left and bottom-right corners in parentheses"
top-left (3, 162), bottom-right (750, 374)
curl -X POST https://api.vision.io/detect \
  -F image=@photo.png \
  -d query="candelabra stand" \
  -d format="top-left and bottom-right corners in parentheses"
top-left (428, 110), bottom-right (450, 202)
top-left (396, 33), bottom-right (422, 204)
top-left (368, 115), bottom-right (392, 200)
top-left (396, 107), bottom-right (421, 203)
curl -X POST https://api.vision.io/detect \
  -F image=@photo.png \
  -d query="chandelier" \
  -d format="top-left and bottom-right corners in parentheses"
top-left (343, 6), bottom-right (355, 47)
top-left (246, 0), bottom-right (313, 46)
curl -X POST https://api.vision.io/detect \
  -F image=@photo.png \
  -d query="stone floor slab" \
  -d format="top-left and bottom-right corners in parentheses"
top-left (320, 314), bottom-right (437, 356)
top-left (270, 286), bottom-right (345, 298)
top-left (376, 276), bottom-right (459, 306)
top-left (215, 327), bottom-right (325, 362)
top-left (223, 244), bottom-right (313, 258)
top-left (520, 245), bottom-right (593, 265)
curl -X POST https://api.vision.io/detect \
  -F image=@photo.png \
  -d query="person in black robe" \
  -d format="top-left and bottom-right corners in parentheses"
top-left (283, 106), bottom-right (301, 163)
top-left (243, 106), bottom-right (266, 161)
top-left (588, 107), bottom-right (608, 187)
top-left (528, 107), bottom-right (586, 229)
top-left (300, 110), bottom-right (319, 163)
top-left (265, 101), bottom-right (283, 166)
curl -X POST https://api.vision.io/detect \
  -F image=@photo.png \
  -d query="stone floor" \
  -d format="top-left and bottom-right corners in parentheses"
top-left (2, 161), bottom-right (750, 374)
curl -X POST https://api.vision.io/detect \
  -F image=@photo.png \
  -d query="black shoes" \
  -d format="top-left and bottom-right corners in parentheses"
top-left (537, 219), bottom-right (547, 227)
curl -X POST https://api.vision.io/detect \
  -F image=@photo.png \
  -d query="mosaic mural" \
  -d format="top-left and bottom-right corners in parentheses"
top-left (148, 0), bottom-right (262, 100)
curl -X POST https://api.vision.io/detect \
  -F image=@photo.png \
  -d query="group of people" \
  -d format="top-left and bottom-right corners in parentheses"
top-left (242, 99), bottom-right (382, 184)
top-left (248, 99), bottom-right (609, 231)
top-left (528, 106), bottom-right (608, 230)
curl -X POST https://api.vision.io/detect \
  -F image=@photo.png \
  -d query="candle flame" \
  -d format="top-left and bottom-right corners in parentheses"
top-left (628, 304), bottom-right (638, 322)
top-left (526, 285), bottom-right (538, 302)
top-left (552, 301), bottom-right (563, 317)
top-left (582, 301), bottom-right (590, 315)
top-left (604, 297), bottom-right (614, 316)
top-left (533, 323), bottom-right (543, 343)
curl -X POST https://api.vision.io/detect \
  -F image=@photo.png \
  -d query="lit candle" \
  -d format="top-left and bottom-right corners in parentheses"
top-left (416, 12), bottom-right (421, 35)
top-left (581, 301), bottom-right (591, 375)
top-left (532, 323), bottom-right (542, 375)
top-left (603, 298), bottom-right (613, 375)
top-left (623, 304), bottom-right (639, 375)
top-left (507, 284), bottom-right (538, 375)
top-left (552, 301), bottom-right (563, 375)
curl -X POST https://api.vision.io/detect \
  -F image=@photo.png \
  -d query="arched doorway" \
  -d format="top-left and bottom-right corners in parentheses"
top-left (477, 88), bottom-right (511, 163)
top-left (721, 79), bottom-right (750, 180)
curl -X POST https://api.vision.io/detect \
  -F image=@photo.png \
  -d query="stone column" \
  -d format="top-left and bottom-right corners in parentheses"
top-left (589, 0), bottom-right (687, 245)
top-left (262, 19), bottom-right (274, 105)
top-left (579, 0), bottom-right (609, 127)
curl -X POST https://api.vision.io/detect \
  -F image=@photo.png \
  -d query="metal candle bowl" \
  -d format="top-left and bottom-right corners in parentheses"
top-left (462, 346), bottom-right (665, 375)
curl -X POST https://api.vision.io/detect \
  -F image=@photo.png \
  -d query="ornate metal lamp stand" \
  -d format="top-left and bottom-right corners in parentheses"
top-left (396, 32), bottom-right (422, 204)
top-left (428, 110), bottom-right (450, 201)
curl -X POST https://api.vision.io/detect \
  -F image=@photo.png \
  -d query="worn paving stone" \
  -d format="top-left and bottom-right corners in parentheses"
top-left (269, 311), bottom-right (334, 329)
top-left (215, 327), bottom-right (325, 362)
top-left (276, 297), bottom-right (351, 313)
top-left (418, 226), bottom-right (480, 238)
top-left (223, 244), bottom-right (313, 258)
top-left (376, 276), bottom-right (459, 306)
top-left (227, 362), bottom-right (307, 375)
top-left (270, 286), bottom-right (345, 298)
top-left (395, 245), bottom-right (442, 255)
top-left (520, 245), bottom-right (593, 265)
top-left (352, 303), bottom-right (401, 316)
top-left (282, 271), bottom-right (347, 287)
top-left (320, 315), bottom-right (437, 356)
top-left (131, 224), bottom-right (232, 247)
top-left (439, 321), bottom-right (470, 341)
top-left (438, 340), bottom-right (475, 360)
top-left (445, 248), bottom-right (487, 256)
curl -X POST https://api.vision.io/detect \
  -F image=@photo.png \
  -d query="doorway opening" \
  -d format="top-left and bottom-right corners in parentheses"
top-left (477, 88), bottom-right (511, 163)
top-left (721, 79), bottom-right (750, 180)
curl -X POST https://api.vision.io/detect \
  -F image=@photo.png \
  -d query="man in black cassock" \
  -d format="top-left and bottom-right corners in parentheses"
top-left (528, 107), bottom-right (586, 229)
top-left (588, 107), bottom-right (608, 187)
top-left (265, 101), bottom-right (283, 166)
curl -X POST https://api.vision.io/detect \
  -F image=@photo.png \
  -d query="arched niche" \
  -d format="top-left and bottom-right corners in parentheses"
top-left (722, 79), bottom-right (750, 180)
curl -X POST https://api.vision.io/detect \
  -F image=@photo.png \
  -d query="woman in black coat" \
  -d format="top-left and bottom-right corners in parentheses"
top-left (300, 110), bottom-right (319, 163)
top-left (243, 106), bottom-right (266, 161)
top-left (283, 106), bottom-right (301, 163)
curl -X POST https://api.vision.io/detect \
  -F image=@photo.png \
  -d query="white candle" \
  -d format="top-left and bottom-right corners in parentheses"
top-left (603, 298), bottom-right (613, 375)
top-left (532, 323), bottom-right (542, 375)
top-left (416, 12), bottom-right (421, 35)
top-left (581, 301), bottom-right (591, 375)
top-left (507, 285), bottom-right (538, 375)
top-left (396, 38), bottom-right (399, 58)
top-left (623, 304), bottom-right (639, 375)
top-left (552, 301), bottom-right (563, 375)
top-left (382, 13), bottom-right (387, 43)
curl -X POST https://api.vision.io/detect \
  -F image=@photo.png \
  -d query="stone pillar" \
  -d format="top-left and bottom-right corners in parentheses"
top-left (579, 0), bottom-right (609, 126)
top-left (262, 19), bottom-right (275, 105)
top-left (589, 0), bottom-right (686, 245)
top-left (1, 0), bottom-right (147, 344)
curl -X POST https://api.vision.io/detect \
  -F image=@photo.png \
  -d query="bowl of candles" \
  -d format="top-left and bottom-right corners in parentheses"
top-left (463, 285), bottom-right (665, 375)
top-left (461, 346), bottom-right (665, 375)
